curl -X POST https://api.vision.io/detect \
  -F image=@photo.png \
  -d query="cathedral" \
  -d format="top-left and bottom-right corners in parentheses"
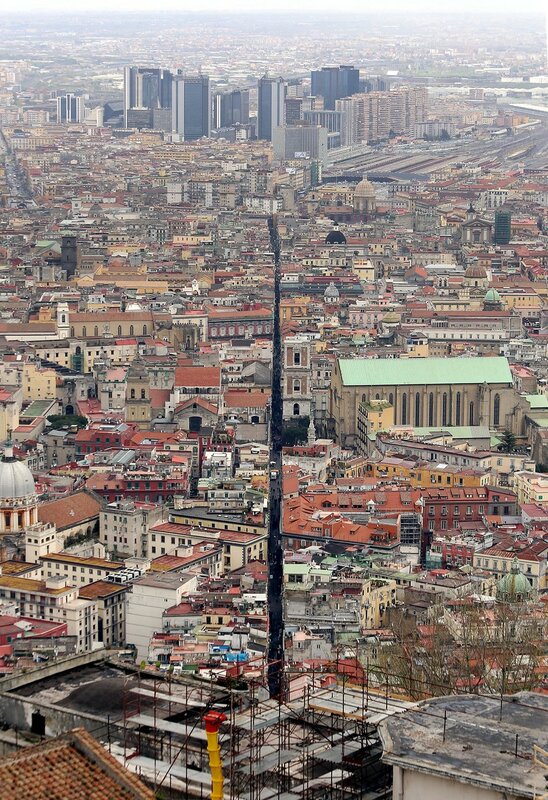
top-left (0, 445), bottom-right (60, 561)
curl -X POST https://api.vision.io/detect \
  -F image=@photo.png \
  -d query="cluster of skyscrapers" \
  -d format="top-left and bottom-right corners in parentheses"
top-left (123, 66), bottom-right (250, 140)
top-left (56, 92), bottom-right (85, 124)
top-left (118, 63), bottom-right (427, 154)
top-left (258, 66), bottom-right (428, 163)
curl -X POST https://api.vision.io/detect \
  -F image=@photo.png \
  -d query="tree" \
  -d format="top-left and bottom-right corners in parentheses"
top-left (282, 416), bottom-right (310, 447)
top-left (499, 429), bottom-right (516, 453)
top-left (47, 414), bottom-right (87, 430)
top-left (373, 599), bottom-right (544, 700)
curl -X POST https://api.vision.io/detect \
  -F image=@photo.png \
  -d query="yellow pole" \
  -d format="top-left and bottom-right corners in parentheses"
top-left (203, 711), bottom-right (227, 800)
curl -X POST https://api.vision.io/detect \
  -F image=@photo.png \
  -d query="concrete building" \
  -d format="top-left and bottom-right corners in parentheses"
top-left (39, 553), bottom-right (126, 586)
top-left (361, 578), bottom-right (397, 630)
top-left (79, 580), bottom-right (128, 647)
top-left (380, 693), bottom-right (548, 800)
top-left (512, 470), bottom-right (548, 507)
top-left (100, 500), bottom-right (165, 559)
top-left (0, 574), bottom-right (97, 652)
top-left (126, 571), bottom-right (198, 659)
top-left (272, 125), bottom-right (328, 163)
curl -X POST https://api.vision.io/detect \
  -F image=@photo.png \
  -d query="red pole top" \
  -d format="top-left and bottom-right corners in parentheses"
top-left (203, 710), bottom-right (227, 733)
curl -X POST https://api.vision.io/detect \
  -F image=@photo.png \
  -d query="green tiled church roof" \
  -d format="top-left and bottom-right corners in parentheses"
top-left (339, 356), bottom-right (512, 387)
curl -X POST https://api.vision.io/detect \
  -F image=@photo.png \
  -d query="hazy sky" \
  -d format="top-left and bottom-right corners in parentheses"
top-left (2, 0), bottom-right (547, 11)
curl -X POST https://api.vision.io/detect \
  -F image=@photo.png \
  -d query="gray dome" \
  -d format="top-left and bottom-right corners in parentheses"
top-left (0, 448), bottom-right (36, 500)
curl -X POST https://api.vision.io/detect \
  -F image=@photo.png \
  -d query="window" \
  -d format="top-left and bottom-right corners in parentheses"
top-left (493, 394), bottom-right (500, 427)
top-left (141, 389), bottom-right (146, 399)
top-left (293, 403), bottom-right (300, 416)
top-left (130, 388), bottom-right (135, 399)
top-left (401, 393), bottom-right (407, 425)
top-left (455, 392), bottom-right (461, 426)
top-left (143, 325), bottom-right (148, 335)
top-left (442, 392), bottom-right (448, 426)
top-left (118, 325), bottom-right (122, 335)
top-left (415, 392), bottom-right (421, 427)
top-left (293, 351), bottom-right (300, 365)
top-left (428, 392), bottom-right (434, 426)
top-left (293, 379), bottom-right (301, 393)
top-left (469, 401), bottom-right (474, 426)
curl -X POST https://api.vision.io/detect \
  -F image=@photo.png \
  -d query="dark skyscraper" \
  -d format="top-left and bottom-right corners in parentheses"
top-left (310, 65), bottom-right (360, 110)
top-left (56, 93), bottom-right (84, 123)
top-left (123, 66), bottom-right (172, 128)
top-left (212, 89), bottom-right (250, 129)
top-left (172, 75), bottom-right (211, 140)
top-left (257, 76), bottom-right (285, 141)
top-left (285, 97), bottom-right (303, 126)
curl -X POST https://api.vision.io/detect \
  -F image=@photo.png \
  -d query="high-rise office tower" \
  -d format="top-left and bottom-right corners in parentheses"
top-left (212, 89), bottom-right (250, 129)
top-left (310, 65), bottom-right (359, 110)
top-left (123, 66), bottom-right (172, 128)
top-left (56, 93), bottom-right (85, 123)
top-left (285, 97), bottom-right (303, 126)
top-left (172, 75), bottom-right (211, 140)
top-left (257, 76), bottom-right (285, 141)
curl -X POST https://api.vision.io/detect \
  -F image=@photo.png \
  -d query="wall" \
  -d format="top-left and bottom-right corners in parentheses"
top-left (393, 765), bottom-right (512, 800)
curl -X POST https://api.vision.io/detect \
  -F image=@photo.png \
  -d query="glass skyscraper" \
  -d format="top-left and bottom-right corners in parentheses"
top-left (123, 66), bottom-right (173, 128)
top-left (172, 75), bottom-right (211, 141)
top-left (310, 65), bottom-right (360, 110)
top-left (257, 76), bottom-right (285, 141)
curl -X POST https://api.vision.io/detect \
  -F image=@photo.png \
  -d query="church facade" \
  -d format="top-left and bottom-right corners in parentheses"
top-left (331, 356), bottom-right (517, 447)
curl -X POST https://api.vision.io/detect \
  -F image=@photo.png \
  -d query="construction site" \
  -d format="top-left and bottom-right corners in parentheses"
top-left (110, 664), bottom-right (409, 800)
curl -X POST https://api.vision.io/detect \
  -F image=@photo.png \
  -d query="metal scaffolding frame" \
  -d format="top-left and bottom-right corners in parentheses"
top-left (114, 663), bottom-right (401, 800)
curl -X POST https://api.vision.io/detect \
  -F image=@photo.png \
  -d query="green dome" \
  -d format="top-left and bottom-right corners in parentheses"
top-left (484, 288), bottom-right (501, 304)
top-left (496, 558), bottom-right (532, 601)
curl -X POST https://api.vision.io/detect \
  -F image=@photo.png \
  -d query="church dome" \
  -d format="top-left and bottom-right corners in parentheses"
top-left (464, 263), bottom-right (487, 280)
top-left (484, 288), bottom-right (502, 304)
top-left (325, 228), bottom-right (347, 245)
top-left (496, 557), bottom-right (532, 601)
top-left (0, 447), bottom-right (35, 500)
top-left (324, 282), bottom-right (339, 301)
top-left (354, 177), bottom-right (376, 198)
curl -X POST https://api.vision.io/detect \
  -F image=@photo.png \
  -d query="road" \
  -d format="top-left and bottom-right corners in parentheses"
top-left (0, 128), bottom-right (35, 207)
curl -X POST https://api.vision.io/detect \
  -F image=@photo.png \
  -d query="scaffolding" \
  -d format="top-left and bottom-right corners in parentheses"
top-left (110, 663), bottom-right (405, 800)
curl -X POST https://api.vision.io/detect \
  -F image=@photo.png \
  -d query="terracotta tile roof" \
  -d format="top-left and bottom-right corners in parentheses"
top-left (174, 396), bottom-right (219, 415)
top-left (224, 391), bottom-right (270, 409)
top-left (78, 580), bottom-right (129, 600)
top-left (0, 560), bottom-right (38, 575)
top-left (0, 574), bottom-right (75, 594)
top-left (41, 553), bottom-right (124, 569)
top-left (174, 365), bottom-right (221, 388)
top-left (0, 727), bottom-right (154, 799)
top-left (38, 491), bottom-right (101, 531)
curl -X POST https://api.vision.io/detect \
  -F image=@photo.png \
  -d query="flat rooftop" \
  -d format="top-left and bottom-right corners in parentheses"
top-left (379, 692), bottom-right (548, 799)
